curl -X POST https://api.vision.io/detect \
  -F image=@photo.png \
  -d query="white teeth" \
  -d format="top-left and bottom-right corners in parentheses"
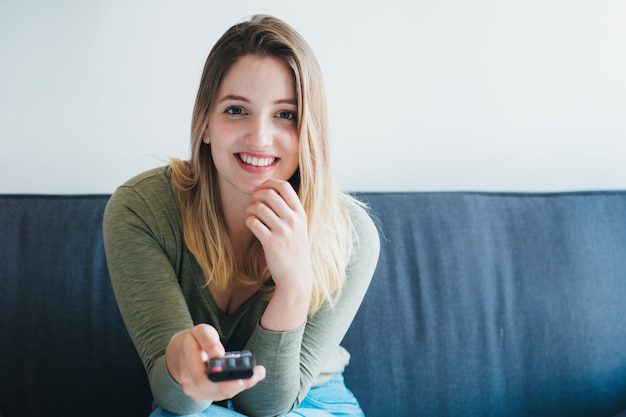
top-left (240, 154), bottom-right (275, 167)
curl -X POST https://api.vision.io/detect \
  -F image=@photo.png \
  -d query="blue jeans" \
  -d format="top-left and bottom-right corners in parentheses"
top-left (150, 373), bottom-right (365, 417)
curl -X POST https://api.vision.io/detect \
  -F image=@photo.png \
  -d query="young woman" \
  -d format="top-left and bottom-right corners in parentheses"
top-left (103, 14), bottom-right (380, 417)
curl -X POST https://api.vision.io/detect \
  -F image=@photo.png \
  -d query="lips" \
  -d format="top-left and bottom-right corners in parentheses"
top-left (238, 153), bottom-right (277, 167)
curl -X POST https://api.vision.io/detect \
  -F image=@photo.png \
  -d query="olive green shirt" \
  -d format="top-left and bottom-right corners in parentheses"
top-left (103, 166), bottom-right (380, 416)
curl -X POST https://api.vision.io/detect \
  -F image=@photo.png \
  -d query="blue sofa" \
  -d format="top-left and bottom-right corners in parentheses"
top-left (2, 191), bottom-right (626, 417)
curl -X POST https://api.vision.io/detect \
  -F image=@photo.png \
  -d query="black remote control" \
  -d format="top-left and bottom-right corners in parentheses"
top-left (207, 350), bottom-right (255, 382)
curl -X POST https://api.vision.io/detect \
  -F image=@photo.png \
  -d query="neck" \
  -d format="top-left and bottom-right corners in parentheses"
top-left (220, 194), bottom-right (254, 271)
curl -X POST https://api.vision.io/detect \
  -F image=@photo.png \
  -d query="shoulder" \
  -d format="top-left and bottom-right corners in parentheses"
top-left (341, 194), bottom-right (381, 264)
top-left (104, 165), bottom-right (179, 226)
top-left (117, 165), bottom-right (173, 194)
top-left (110, 166), bottom-right (174, 202)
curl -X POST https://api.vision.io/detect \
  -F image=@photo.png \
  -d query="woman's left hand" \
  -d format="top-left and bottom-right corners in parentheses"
top-left (245, 178), bottom-right (313, 330)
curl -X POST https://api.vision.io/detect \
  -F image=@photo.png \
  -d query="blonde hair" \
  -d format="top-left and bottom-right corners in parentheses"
top-left (171, 15), bottom-right (357, 314)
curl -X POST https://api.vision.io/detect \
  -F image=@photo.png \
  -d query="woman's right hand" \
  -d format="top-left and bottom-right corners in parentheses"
top-left (165, 324), bottom-right (266, 402)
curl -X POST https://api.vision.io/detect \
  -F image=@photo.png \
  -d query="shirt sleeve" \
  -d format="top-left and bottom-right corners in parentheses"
top-left (233, 200), bottom-right (381, 417)
top-left (103, 184), bottom-right (212, 414)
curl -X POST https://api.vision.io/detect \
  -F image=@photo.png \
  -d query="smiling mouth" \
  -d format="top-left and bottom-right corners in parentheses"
top-left (238, 153), bottom-right (277, 167)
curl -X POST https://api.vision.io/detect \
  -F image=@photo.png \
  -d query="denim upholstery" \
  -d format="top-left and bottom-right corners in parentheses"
top-left (1, 192), bottom-right (625, 417)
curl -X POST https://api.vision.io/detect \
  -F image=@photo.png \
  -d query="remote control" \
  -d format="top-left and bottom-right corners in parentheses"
top-left (207, 350), bottom-right (255, 382)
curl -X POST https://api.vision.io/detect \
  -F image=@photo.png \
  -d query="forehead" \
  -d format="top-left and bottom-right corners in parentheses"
top-left (217, 55), bottom-right (296, 101)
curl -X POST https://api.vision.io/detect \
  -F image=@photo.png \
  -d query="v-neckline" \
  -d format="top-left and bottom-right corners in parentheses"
top-left (208, 281), bottom-right (262, 316)
top-left (190, 257), bottom-right (270, 318)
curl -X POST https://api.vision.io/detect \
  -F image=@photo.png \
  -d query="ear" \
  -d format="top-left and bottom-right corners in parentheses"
top-left (202, 124), bottom-right (210, 144)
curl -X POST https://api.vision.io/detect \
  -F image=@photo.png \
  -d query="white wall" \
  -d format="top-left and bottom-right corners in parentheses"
top-left (1, 0), bottom-right (625, 194)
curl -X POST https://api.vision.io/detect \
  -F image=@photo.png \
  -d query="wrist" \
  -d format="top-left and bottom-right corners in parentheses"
top-left (165, 332), bottom-right (183, 384)
top-left (260, 283), bottom-right (311, 331)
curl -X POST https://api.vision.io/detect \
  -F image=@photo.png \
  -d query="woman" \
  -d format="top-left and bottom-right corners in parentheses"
top-left (103, 14), bottom-right (380, 417)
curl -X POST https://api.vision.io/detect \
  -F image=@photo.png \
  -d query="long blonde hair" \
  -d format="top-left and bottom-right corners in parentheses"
top-left (171, 15), bottom-right (356, 314)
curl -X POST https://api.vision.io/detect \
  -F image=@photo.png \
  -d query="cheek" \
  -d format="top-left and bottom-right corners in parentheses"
top-left (284, 130), bottom-right (300, 160)
top-left (205, 121), bottom-right (230, 147)
top-left (286, 139), bottom-right (301, 172)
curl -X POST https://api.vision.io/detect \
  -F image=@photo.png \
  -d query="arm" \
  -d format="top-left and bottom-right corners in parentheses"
top-left (245, 179), bottom-right (314, 333)
top-left (104, 183), bottom-right (265, 413)
top-left (235, 192), bottom-right (381, 416)
top-left (103, 185), bottom-right (211, 414)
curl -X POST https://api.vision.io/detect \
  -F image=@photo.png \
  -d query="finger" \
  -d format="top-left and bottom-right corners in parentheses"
top-left (191, 324), bottom-right (225, 359)
top-left (231, 365), bottom-right (266, 395)
top-left (253, 179), bottom-right (302, 213)
top-left (250, 365), bottom-right (266, 384)
top-left (209, 365), bottom-right (267, 400)
top-left (249, 189), bottom-right (290, 222)
top-left (247, 185), bottom-right (304, 233)
top-left (245, 210), bottom-right (271, 242)
top-left (246, 200), bottom-right (285, 233)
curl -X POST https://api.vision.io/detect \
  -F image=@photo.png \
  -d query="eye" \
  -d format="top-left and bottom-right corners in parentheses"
top-left (226, 106), bottom-right (246, 116)
top-left (278, 111), bottom-right (296, 120)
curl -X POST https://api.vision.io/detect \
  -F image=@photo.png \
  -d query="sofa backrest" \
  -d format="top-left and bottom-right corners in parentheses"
top-left (2, 192), bottom-right (626, 417)
top-left (0, 195), bottom-right (152, 417)
top-left (342, 192), bottom-right (626, 417)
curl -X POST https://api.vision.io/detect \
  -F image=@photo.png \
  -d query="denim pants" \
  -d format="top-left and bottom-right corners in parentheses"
top-left (149, 373), bottom-right (365, 417)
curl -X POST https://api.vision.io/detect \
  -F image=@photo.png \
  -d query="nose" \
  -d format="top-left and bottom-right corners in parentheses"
top-left (245, 116), bottom-right (273, 151)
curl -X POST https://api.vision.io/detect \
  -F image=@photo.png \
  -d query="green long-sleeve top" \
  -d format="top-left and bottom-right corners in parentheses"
top-left (102, 166), bottom-right (380, 417)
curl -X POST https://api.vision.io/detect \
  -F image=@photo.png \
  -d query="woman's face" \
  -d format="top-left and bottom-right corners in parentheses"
top-left (204, 55), bottom-right (299, 201)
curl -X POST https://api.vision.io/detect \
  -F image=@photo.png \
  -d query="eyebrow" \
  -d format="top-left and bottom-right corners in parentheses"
top-left (218, 94), bottom-right (297, 105)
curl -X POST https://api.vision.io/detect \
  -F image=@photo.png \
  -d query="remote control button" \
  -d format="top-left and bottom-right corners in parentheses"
top-left (211, 366), bottom-right (223, 373)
